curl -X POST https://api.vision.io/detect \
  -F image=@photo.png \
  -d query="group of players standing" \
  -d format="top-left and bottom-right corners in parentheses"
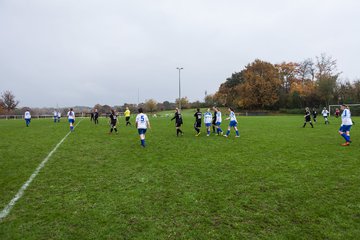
top-left (171, 107), bottom-right (240, 138)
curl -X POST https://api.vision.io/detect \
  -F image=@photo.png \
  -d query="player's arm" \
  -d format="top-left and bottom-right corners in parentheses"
top-left (147, 120), bottom-right (151, 129)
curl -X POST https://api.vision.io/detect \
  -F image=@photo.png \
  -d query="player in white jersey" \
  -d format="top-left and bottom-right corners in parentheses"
top-left (67, 108), bottom-right (75, 132)
top-left (57, 111), bottom-right (61, 122)
top-left (24, 109), bottom-right (31, 127)
top-left (321, 107), bottom-right (329, 124)
top-left (214, 107), bottom-right (223, 135)
top-left (224, 108), bottom-right (240, 138)
top-left (204, 108), bottom-right (213, 136)
top-left (339, 104), bottom-right (353, 146)
top-left (53, 110), bottom-right (58, 123)
top-left (135, 108), bottom-right (151, 147)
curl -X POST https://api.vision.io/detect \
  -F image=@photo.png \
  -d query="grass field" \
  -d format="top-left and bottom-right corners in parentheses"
top-left (0, 113), bottom-right (360, 239)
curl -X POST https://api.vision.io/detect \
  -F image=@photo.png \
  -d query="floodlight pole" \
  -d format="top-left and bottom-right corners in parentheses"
top-left (176, 67), bottom-right (183, 110)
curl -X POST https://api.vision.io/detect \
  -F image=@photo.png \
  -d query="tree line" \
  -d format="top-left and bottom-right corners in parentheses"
top-left (211, 53), bottom-right (360, 111)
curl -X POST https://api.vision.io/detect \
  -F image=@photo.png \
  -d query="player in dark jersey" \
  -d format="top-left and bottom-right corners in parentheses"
top-left (94, 109), bottom-right (99, 124)
top-left (303, 107), bottom-right (314, 128)
top-left (194, 108), bottom-right (202, 136)
top-left (171, 108), bottom-right (183, 136)
top-left (212, 107), bottom-right (217, 133)
top-left (312, 108), bottom-right (317, 123)
top-left (108, 109), bottom-right (118, 134)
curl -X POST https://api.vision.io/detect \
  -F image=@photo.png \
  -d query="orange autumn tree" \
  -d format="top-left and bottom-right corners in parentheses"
top-left (237, 60), bottom-right (281, 109)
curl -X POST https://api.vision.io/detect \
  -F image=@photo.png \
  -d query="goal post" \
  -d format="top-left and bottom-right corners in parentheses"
top-left (329, 104), bottom-right (360, 117)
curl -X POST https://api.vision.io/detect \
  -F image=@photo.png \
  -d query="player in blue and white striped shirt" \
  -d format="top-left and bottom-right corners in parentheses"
top-left (339, 104), bottom-right (353, 146)
top-left (204, 108), bottom-right (213, 136)
top-left (224, 108), bottom-right (239, 138)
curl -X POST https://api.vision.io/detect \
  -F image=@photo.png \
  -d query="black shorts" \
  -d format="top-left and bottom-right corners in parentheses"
top-left (110, 122), bottom-right (117, 127)
top-left (176, 122), bottom-right (182, 127)
top-left (194, 121), bottom-right (201, 128)
top-left (125, 117), bottom-right (130, 121)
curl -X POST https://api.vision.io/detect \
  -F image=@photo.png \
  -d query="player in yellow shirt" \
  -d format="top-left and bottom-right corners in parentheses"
top-left (124, 107), bottom-right (131, 126)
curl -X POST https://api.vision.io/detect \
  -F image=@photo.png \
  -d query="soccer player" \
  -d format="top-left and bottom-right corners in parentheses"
top-left (90, 111), bottom-right (94, 122)
top-left (339, 104), bottom-right (353, 146)
top-left (171, 108), bottom-right (183, 136)
top-left (24, 109), bottom-right (31, 127)
top-left (53, 110), bottom-right (58, 123)
top-left (224, 108), bottom-right (240, 137)
top-left (124, 107), bottom-right (131, 126)
top-left (204, 108), bottom-right (213, 136)
top-left (67, 108), bottom-right (75, 131)
top-left (108, 109), bottom-right (118, 134)
top-left (312, 108), bottom-right (317, 123)
top-left (215, 107), bottom-right (223, 135)
top-left (335, 108), bottom-right (340, 118)
top-left (321, 107), bottom-right (330, 124)
top-left (303, 107), bottom-right (314, 128)
top-left (57, 111), bottom-right (61, 122)
top-left (94, 109), bottom-right (99, 124)
top-left (194, 108), bottom-right (202, 136)
top-left (212, 107), bottom-right (217, 133)
top-left (135, 108), bottom-right (151, 147)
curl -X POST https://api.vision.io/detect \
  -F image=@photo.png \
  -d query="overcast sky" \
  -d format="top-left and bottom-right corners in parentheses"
top-left (1, 0), bottom-right (360, 107)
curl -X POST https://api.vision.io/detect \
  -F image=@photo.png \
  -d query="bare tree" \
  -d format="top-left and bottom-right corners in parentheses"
top-left (315, 53), bottom-right (340, 79)
top-left (315, 53), bottom-right (341, 106)
top-left (0, 90), bottom-right (19, 113)
top-left (297, 58), bottom-right (315, 82)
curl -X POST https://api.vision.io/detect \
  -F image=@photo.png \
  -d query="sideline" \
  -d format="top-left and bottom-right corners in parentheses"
top-left (0, 118), bottom-right (83, 222)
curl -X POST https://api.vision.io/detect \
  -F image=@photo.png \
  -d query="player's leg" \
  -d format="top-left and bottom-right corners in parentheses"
top-left (224, 126), bottom-right (231, 137)
top-left (303, 121), bottom-right (307, 127)
top-left (234, 126), bottom-right (240, 137)
top-left (339, 126), bottom-right (349, 145)
top-left (346, 130), bottom-right (351, 143)
top-left (195, 122), bottom-right (201, 136)
top-left (70, 120), bottom-right (74, 131)
top-left (216, 123), bottom-right (223, 135)
top-left (139, 129), bottom-right (146, 147)
top-left (176, 123), bottom-right (183, 136)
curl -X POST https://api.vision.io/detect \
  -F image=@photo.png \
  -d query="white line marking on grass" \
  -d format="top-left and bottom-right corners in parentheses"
top-left (0, 118), bottom-right (83, 222)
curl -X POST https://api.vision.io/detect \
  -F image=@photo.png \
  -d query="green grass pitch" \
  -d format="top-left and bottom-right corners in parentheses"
top-left (0, 113), bottom-right (359, 239)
